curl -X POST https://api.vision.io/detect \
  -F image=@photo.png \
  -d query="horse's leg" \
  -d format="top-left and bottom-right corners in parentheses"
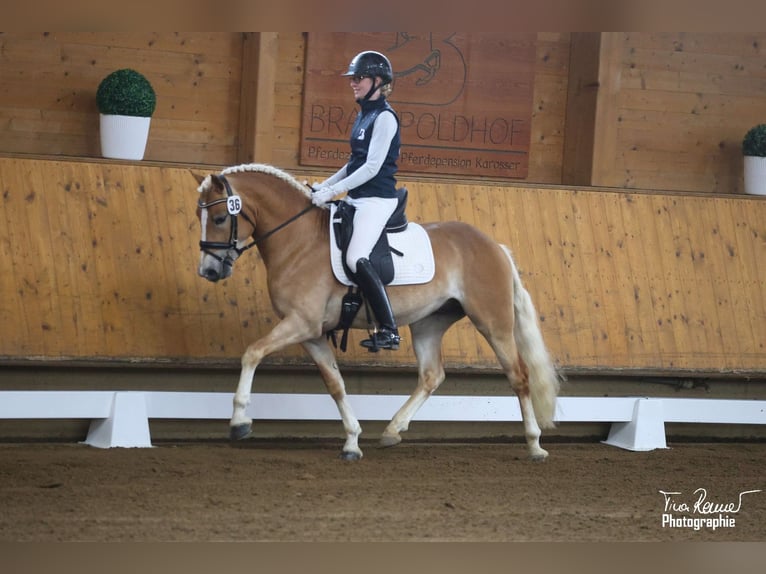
top-left (380, 312), bottom-right (459, 447)
top-left (497, 341), bottom-right (547, 460)
top-left (230, 314), bottom-right (318, 440)
top-left (301, 336), bottom-right (363, 461)
top-left (454, 244), bottom-right (550, 460)
top-left (475, 327), bottom-right (547, 461)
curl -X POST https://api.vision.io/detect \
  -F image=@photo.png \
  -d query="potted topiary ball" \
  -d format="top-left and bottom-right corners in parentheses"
top-left (97, 68), bottom-right (157, 160)
top-left (742, 123), bottom-right (766, 195)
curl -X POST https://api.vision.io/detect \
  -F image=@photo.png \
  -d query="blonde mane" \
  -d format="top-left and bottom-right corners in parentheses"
top-left (221, 163), bottom-right (312, 199)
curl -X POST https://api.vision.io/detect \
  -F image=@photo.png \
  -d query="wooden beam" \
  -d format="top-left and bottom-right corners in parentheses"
top-left (591, 32), bottom-right (625, 187)
top-left (562, 33), bottom-right (601, 186)
top-left (238, 32), bottom-right (278, 164)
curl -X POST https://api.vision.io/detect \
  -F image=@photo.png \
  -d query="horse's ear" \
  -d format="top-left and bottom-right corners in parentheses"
top-left (191, 171), bottom-right (207, 186)
top-left (209, 174), bottom-right (224, 189)
top-left (201, 174), bottom-right (225, 192)
top-left (191, 172), bottom-right (224, 193)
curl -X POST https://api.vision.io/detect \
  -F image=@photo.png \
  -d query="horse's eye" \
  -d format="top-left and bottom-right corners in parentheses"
top-left (213, 215), bottom-right (228, 226)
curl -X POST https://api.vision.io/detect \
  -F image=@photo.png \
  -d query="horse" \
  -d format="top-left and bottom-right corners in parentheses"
top-left (193, 163), bottom-right (561, 461)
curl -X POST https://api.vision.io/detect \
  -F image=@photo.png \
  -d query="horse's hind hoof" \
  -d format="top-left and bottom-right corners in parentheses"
top-left (339, 450), bottom-right (362, 461)
top-left (229, 423), bottom-right (252, 441)
top-left (379, 434), bottom-right (402, 448)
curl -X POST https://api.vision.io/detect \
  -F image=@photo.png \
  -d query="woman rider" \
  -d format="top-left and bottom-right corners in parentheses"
top-left (311, 50), bottom-right (401, 351)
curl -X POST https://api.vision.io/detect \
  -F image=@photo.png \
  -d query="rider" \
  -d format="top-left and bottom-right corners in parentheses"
top-left (311, 50), bottom-right (401, 351)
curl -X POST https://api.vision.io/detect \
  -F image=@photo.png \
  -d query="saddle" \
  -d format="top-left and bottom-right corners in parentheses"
top-left (331, 187), bottom-right (409, 285)
top-left (329, 187), bottom-right (435, 352)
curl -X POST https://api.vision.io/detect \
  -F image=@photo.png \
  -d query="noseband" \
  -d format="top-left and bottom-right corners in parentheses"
top-left (197, 174), bottom-right (315, 266)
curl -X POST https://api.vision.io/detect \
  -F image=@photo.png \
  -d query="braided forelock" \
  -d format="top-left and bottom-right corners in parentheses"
top-left (196, 174), bottom-right (213, 194)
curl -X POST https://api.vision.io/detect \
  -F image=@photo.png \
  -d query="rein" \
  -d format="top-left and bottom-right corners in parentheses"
top-left (198, 174), bottom-right (315, 262)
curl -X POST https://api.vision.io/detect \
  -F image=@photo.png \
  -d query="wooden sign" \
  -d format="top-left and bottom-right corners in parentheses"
top-left (300, 33), bottom-right (536, 179)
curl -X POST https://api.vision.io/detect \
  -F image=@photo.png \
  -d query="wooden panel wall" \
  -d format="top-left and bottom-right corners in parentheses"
top-left (1, 157), bottom-right (764, 375)
top-left (591, 32), bottom-right (766, 193)
top-left (0, 32), bottom-right (244, 165)
top-left (4, 33), bottom-right (766, 194)
top-left (0, 32), bottom-right (570, 185)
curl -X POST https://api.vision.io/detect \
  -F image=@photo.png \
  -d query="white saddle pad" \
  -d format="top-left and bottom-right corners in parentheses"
top-left (329, 203), bottom-right (435, 286)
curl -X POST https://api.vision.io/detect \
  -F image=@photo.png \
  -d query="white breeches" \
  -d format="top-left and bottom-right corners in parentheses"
top-left (344, 196), bottom-right (399, 273)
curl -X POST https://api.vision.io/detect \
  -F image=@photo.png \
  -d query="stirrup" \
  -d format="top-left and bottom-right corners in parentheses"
top-left (360, 329), bottom-right (400, 352)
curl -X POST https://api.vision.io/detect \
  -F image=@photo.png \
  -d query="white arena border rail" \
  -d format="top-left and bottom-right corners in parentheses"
top-left (0, 391), bottom-right (764, 451)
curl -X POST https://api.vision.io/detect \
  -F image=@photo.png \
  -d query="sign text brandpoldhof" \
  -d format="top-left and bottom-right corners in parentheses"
top-left (300, 33), bottom-right (536, 179)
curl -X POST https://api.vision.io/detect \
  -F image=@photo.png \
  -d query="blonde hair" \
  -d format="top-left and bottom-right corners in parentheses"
top-left (381, 83), bottom-right (393, 97)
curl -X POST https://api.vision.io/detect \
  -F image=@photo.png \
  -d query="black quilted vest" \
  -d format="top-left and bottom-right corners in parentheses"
top-left (347, 98), bottom-right (400, 199)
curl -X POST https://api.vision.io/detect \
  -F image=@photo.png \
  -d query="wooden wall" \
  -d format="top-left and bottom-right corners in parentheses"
top-left (4, 33), bottom-right (766, 193)
top-left (0, 157), bottom-right (763, 375)
top-left (0, 32), bottom-right (244, 164)
top-left (588, 32), bottom-right (766, 193)
top-left (0, 32), bottom-right (571, 183)
top-left (1, 33), bottom-right (765, 376)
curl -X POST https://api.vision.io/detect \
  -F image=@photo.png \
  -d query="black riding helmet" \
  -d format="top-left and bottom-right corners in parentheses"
top-left (342, 51), bottom-right (393, 102)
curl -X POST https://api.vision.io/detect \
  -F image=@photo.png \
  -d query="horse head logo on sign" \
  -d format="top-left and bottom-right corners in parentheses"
top-left (387, 32), bottom-right (467, 106)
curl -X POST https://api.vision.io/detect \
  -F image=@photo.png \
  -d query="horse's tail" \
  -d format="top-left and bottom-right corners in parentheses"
top-left (502, 245), bottom-right (561, 429)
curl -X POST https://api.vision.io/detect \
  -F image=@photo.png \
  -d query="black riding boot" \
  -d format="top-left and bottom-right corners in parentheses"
top-left (354, 258), bottom-right (400, 351)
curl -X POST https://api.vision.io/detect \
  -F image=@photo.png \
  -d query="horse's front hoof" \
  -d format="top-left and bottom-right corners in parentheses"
top-left (529, 448), bottom-right (549, 462)
top-left (379, 433), bottom-right (402, 448)
top-left (339, 450), bottom-right (362, 461)
top-left (230, 423), bottom-right (252, 441)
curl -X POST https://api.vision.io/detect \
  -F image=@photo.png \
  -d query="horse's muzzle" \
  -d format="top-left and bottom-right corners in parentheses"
top-left (198, 252), bottom-right (235, 282)
top-left (201, 267), bottom-right (223, 282)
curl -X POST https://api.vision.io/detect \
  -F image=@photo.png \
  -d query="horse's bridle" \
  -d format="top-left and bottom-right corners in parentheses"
top-left (197, 174), bottom-right (315, 267)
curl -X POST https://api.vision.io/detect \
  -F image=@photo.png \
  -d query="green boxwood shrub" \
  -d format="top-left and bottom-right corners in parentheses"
top-left (742, 124), bottom-right (766, 157)
top-left (96, 69), bottom-right (156, 117)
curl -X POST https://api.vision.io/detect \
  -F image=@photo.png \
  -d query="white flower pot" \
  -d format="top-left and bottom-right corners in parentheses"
top-left (99, 114), bottom-right (151, 160)
top-left (743, 155), bottom-right (766, 196)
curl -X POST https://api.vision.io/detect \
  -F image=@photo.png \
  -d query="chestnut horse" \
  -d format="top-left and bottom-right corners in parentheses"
top-left (194, 164), bottom-right (560, 461)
